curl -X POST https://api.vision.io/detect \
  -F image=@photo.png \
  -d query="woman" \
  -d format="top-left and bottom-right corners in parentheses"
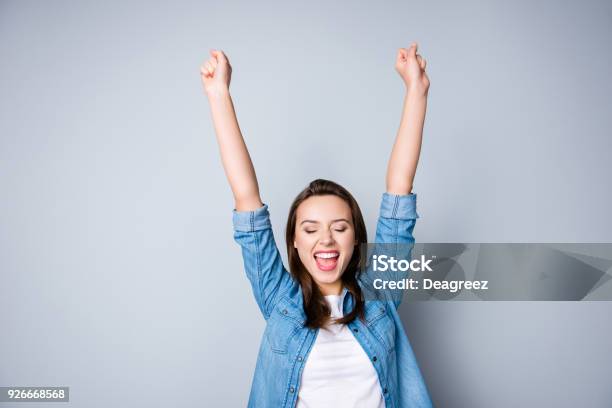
top-left (200, 43), bottom-right (432, 408)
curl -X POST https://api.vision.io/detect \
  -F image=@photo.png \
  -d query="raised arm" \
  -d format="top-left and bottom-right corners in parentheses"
top-left (200, 49), bottom-right (263, 211)
top-left (386, 43), bottom-right (430, 195)
top-left (200, 50), bottom-right (295, 318)
top-left (373, 43), bottom-right (430, 308)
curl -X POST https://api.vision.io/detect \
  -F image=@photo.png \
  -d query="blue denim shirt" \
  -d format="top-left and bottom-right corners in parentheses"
top-left (232, 193), bottom-right (433, 408)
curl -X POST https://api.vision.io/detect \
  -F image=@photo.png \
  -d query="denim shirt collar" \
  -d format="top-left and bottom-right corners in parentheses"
top-left (341, 286), bottom-right (352, 315)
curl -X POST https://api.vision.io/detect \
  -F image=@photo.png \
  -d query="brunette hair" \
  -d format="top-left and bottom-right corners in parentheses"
top-left (285, 179), bottom-right (367, 329)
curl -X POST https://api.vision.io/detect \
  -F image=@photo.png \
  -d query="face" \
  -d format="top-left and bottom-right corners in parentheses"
top-left (293, 195), bottom-right (357, 295)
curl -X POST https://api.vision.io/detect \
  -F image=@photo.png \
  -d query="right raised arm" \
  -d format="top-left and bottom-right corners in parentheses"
top-left (201, 49), bottom-right (295, 318)
top-left (200, 49), bottom-right (263, 211)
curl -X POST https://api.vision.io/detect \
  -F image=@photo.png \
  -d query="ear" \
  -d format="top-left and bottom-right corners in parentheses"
top-left (294, 240), bottom-right (297, 248)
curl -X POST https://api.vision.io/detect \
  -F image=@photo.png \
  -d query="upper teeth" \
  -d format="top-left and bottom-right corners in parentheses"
top-left (315, 252), bottom-right (338, 259)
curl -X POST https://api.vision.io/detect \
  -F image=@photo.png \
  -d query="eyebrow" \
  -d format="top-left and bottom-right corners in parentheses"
top-left (299, 218), bottom-right (351, 226)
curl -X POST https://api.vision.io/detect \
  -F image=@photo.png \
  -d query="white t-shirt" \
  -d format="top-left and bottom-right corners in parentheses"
top-left (296, 292), bottom-right (386, 408)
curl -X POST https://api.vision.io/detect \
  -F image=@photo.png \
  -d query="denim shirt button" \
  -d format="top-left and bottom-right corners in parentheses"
top-left (282, 309), bottom-right (288, 315)
top-left (289, 386), bottom-right (295, 393)
top-left (383, 387), bottom-right (388, 394)
top-left (353, 328), bottom-right (359, 333)
top-left (297, 356), bottom-right (303, 362)
top-left (372, 356), bottom-right (377, 362)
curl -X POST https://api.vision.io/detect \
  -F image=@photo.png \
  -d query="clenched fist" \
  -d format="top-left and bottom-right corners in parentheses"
top-left (200, 49), bottom-right (232, 95)
top-left (395, 42), bottom-right (430, 95)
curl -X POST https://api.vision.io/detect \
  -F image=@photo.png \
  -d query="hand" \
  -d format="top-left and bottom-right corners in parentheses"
top-left (395, 42), bottom-right (430, 95)
top-left (200, 49), bottom-right (232, 95)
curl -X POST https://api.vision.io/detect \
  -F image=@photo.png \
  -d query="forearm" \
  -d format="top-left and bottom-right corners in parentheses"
top-left (207, 87), bottom-right (263, 211)
top-left (386, 89), bottom-right (428, 195)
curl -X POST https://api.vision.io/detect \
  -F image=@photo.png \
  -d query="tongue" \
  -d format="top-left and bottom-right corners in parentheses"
top-left (318, 257), bottom-right (336, 266)
top-left (316, 256), bottom-right (338, 270)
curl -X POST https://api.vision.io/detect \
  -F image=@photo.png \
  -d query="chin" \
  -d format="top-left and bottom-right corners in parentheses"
top-left (314, 273), bottom-right (341, 284)
top-left (308, 265), bottom-right (343, 285)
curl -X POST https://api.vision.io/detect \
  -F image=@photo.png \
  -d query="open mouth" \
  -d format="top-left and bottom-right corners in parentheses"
top-left (314, 250), bottom-right (339, 272)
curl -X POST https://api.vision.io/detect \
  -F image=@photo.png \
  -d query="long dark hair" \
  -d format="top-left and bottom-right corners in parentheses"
top-left (285, 179), bottom-right (367, 329)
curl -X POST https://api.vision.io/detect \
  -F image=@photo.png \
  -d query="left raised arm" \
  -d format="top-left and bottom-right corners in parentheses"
top-left (370, 43), bottom-right (430, 308)
top-left (386, 42), bottom-right (430, 194)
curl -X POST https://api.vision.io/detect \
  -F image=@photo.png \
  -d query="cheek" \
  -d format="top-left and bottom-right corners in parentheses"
top-left (343, 245), bottom-right (355, 260)
top-left (294, 235), bottom-right (315, 257)
top-left (336, 232), bottom-right (356, 256)
top-left (340, 231), bottom-right (356, 246)
top-left (295, 233), bottom-right (311, 246)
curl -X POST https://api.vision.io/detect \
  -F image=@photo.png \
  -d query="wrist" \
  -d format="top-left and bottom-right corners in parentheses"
top-left (404, 84), bottom-right (429, 98)
top-left (206, 85), bottom-right (231, 100)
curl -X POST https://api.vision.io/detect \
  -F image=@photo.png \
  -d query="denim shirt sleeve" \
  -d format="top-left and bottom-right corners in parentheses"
top-left (232, 203), bottom-right (295, 320)
top-left (373, 192), bottom-right (420, 309)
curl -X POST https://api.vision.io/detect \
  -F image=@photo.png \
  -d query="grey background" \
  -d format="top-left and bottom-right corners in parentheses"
top-left (1, 0), bottom-right (611, 407)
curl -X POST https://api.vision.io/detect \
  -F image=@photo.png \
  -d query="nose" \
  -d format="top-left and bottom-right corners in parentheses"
top-left (319, 229), bottom-right (335, 246)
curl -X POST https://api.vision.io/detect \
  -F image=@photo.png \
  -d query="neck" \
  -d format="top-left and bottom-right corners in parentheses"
top-left (318, 281), bottom-right (343, 296)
